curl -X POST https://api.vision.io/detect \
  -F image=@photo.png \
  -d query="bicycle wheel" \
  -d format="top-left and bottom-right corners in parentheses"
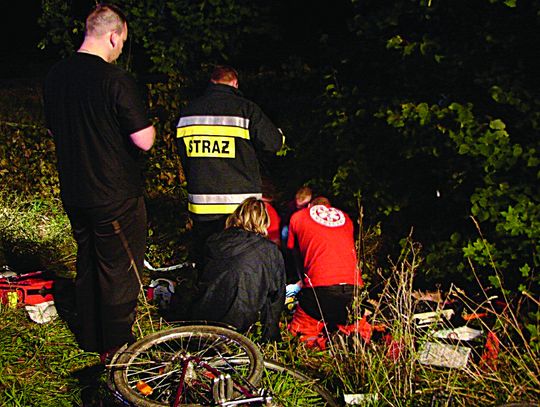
top-left (261, 360), bottom-right (340, 407)
top-left (110, 325), bottom-right (264, 407)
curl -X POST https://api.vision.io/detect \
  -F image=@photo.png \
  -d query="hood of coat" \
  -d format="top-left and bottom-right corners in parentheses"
top-left (205, 228), bottom-right (266, 260)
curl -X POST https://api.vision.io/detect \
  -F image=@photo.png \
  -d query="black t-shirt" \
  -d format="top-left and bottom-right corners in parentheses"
top-left (43, 53), bottom-right (151, 207)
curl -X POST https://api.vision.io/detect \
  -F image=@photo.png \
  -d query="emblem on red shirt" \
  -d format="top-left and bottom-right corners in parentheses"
top-left (309, 205), bottom-right (345, 227)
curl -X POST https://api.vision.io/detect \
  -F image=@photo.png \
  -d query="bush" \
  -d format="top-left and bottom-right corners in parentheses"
top-left (0, 122), bottom-right (59, 200)
top-left (0, 192), bottom-right (75, 275)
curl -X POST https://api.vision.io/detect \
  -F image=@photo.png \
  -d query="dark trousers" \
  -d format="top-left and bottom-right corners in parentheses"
top-left (64, 197), bottom-right (146, 353)
top-left (191, 216), bottom-right (227, 267)
top-left (297, 284), bottom-right (356, 331)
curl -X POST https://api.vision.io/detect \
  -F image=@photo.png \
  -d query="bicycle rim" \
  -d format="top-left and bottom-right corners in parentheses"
top-left (110, 325), bottom-right (264, 407)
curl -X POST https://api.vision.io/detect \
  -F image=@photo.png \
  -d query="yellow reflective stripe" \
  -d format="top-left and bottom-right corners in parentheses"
top-left (177, 125), bottom-right (250, 140)
top-left (188, 202), bottom-right (239, 214)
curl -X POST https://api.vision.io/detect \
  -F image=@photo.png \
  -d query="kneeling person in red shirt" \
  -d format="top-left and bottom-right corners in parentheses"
top-left (286, 196), bottom-right (363, 348)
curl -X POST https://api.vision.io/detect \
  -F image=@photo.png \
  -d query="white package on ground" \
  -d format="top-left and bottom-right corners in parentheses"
top-left (418, 341), bottom-right (471, 368)
top-left (25, 300), bottom-right (58, 324)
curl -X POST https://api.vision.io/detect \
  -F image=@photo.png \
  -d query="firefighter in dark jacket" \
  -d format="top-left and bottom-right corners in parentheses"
top-left (176, 65), bottom-right (283, 265)
top-left (191, 197), bottom-right (286, 341)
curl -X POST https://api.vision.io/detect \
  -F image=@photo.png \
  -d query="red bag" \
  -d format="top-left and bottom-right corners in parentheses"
top-left (0, 271), bottom-right (54, 306)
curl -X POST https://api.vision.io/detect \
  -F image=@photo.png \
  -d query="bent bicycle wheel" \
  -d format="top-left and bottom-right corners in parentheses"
top-left (110, 325), bottom-right (264, 407)
top-left (261, 360), bottom-right (340, 407)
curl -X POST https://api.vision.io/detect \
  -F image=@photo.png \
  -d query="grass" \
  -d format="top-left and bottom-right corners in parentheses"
top-left (0, 194), bottom-right (539, 406)
top-left (0, 307), bottom-right (91, 406)
top-left (0, 193), bottom-right (75, 276)
top-left (318, 239), bottom-right (540, 406)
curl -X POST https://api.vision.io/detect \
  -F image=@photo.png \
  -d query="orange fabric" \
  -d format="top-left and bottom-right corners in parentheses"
top-left (383, 334), bottom-right (404, 361)
top-left (288, 306), bottom-right (373, 350)
top-left (480, 331), bottom-right (500, 370)
top-left (288, 305), bottom-right (328, 348)
top-left (337, 315), bottom-right (373, 343)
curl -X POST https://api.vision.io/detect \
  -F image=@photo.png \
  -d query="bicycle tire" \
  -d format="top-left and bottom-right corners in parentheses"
top-left (261, 359), bottom-right (340, 407)
top-left (110, 325), bottom-right (264, 407)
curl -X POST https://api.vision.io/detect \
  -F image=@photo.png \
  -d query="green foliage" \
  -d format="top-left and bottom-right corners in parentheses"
top-left (292, 0), bottom-right (540, 294)
top-left (380, 100), bottom-right (540, 288)
top-left (38, 0), bottom-right (84, 57)
top-left (0, 192), bottom-right (75, 274)
top-left (39, 0), bottom-right (272, 77)
top-left (124, 0), bottom-right (265, 75)
top-left (0, 122), bottom-right (59, 200)
top-left (0, 84), bottom-right (45, 125)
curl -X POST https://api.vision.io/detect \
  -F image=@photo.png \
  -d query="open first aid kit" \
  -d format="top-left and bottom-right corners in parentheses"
top-left (0, 269), bottom-right (55, 308)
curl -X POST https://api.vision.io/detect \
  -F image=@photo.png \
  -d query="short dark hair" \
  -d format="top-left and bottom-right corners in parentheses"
top-left (211, 65), bottom-right (238, 84)
top-left (310, 196), bottom-right (331, 207)
top-left (295, 186), bottom-right (312, 202)
top-left (86, 3), bottom-right (127, 36)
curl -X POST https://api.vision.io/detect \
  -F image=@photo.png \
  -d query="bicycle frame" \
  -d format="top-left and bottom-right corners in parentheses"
top-left (171, 354), bottom-right (272, 406)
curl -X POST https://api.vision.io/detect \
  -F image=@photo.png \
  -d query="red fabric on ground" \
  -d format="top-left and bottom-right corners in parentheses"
top-left (288, 305), bottom-right (327, 348)
top-left (480, 331), bottom-right (500, 370)
top-left (288, 305), bottom-right (373, 350)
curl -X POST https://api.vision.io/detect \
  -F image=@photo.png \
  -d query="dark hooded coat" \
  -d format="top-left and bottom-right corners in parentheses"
top-left (191, 228), bottom-right (285, 341)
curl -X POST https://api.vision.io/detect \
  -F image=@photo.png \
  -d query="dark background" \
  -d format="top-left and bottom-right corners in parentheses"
top-left (1, 1), bottom-right (353, 80)
top-left (1, 4), bottom-right (52, 80)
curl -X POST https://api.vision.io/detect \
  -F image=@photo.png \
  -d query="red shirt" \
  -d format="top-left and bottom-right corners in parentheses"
top-left (264, 201), bottom-right (281, 245)
top-left (287, 205), bottom-right (361, 288)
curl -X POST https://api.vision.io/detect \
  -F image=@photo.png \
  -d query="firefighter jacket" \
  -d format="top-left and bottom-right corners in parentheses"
top-left (176, 83), bottom-right (283, 219)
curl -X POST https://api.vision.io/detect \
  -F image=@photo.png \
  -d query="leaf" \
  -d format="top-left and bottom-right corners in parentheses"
top-left (458, 144), bottom-right (470, 154)
top-left (512, 144), bottom-right (523, 157)
top-left (489, 119), bottom-right (506, 130)
top-left (519, 263), bottom-right (530, 278)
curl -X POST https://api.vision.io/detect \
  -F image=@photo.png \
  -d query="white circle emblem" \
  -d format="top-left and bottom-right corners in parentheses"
top-left (309, 205), bottom-right (346, 227)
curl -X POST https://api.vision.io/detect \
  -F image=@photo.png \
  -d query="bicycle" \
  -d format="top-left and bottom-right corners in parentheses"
top-left (107, 324), bottom-right (339, 406)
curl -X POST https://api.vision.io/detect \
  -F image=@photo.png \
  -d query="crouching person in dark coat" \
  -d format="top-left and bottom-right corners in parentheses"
top-left (191, 197), bottom-right (286, 341)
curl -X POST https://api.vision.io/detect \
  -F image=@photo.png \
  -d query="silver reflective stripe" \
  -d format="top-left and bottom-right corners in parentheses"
top-left (188, 193), bottom-right (262, 204)
top-left (177, 116), bottom-right (250, 128)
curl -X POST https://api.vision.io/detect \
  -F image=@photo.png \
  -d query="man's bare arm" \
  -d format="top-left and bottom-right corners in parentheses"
top-left (130, 125), bottom-right (156, 151)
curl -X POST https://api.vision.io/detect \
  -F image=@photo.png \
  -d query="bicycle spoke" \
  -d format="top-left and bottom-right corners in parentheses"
top-left (111, 326), bottom-right (263, 406)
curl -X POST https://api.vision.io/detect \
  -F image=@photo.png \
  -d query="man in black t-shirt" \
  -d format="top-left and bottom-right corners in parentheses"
top-left (43, 4), bottom-right (155, 360)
